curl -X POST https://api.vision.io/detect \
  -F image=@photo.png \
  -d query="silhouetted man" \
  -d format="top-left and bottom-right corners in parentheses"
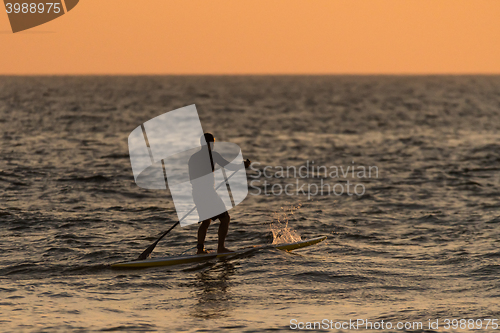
top-left (188, 133), bottom-right (250, 254)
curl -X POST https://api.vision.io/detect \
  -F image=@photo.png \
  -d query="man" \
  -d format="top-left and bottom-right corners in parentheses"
top-left (188, 133), bottom-right (251, 254)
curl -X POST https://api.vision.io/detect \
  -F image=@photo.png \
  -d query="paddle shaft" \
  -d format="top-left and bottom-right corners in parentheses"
top-left (137, 164), bottom-right (245, 260)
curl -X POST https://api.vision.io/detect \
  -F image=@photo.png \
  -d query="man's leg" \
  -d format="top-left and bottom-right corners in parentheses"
top-left (197, 219), bottom-right (211, 254)
top-left (217, 213), bottom-right (232, 253)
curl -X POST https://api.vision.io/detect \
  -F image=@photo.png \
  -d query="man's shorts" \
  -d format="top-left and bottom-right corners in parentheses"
top-left (208, 210), bottom-right (229, 222)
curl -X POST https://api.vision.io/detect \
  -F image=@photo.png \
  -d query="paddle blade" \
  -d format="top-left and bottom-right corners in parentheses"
top-left (136, 221), bottom-right (180, 260)
top-left (137, 241), bottom-right (158, 260)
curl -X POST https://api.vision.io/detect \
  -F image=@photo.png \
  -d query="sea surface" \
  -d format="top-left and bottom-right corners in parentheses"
top-left (0, 76), bottom-right (500, 332)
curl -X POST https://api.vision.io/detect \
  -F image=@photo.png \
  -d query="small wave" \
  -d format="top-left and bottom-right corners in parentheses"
top-left (100, 153), bottom-right (129, 159)
top-left (38, 291), bottom-right (74, 298)
top-left (469, 264), bottom-right (500, 281)
top-left (100, 324), bottom-right (157, 332)
top-left (482, 251), bottom-right (500, 258)
top-left (486, 216), bottom-right (500, 224)
top-left (43, 247), bottom-right (78, 255)
top-left (340, 233), bottom-right (376, 240)
top-left (293, 271), bottom-right (371, 283)
top-left (81, 250), bottom-right (110, 259)
top-left (57, 175), bottom-right (111, 183)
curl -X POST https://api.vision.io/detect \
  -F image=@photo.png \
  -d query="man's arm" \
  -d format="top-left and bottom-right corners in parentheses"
top-left (212, 152), bottom-right (251, 170)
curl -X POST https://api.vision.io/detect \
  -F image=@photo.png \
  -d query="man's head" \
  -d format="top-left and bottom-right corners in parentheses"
top-left (200, 133), bottom-right (215, 148)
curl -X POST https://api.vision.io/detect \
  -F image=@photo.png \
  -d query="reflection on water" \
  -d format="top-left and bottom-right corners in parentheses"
top-left (190, 262), bottom-right (236, 319)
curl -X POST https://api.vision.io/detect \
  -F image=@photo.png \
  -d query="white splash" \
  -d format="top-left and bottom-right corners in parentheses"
top-left (270, 203), bottom-right (302, 244)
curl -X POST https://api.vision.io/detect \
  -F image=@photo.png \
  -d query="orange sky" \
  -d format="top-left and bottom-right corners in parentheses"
top-left (1, 0), bottom-right (500, 74)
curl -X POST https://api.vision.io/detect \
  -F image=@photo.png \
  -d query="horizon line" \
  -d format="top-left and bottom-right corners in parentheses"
top-left (2, 73), bottom-right (500, 76)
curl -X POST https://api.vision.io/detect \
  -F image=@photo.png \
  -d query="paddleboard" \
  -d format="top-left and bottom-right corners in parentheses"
top-left (111, 236), bottom-right (327, 269)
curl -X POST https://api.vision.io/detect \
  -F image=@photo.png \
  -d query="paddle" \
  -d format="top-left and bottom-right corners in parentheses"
top-left (136, 161), bottom-right (249, 260)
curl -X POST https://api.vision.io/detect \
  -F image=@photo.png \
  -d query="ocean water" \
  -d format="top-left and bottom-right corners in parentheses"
top-left (0, 76), bottom-right (500, 332)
